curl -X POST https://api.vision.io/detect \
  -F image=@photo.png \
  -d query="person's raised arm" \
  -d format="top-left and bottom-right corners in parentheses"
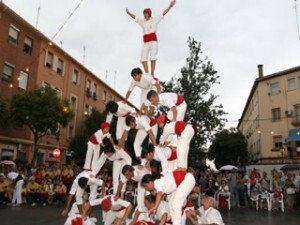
top-left (126, 8), bottom-right (136, 19)
top-left (170, 106), bottom-right (177, 122)
top-left (118, 131), bottom-right (128, 149)
top-left (125, 90), bottom-right (132, 102)
top-left (148, 130), bottom-right (157, 146)
top-left (109, 136), bottom-right (115, 147)
top-left (162, 0), bottom-right (176, 16)
top-left (114, 181), bottom-right (124, 200)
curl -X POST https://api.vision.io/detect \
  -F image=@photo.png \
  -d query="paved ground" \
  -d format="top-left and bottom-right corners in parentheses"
top-left (0, 204), bottom-right (299, 225)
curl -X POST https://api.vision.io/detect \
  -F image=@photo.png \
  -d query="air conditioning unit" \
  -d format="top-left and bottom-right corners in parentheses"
top-left (285, 109), bottom-right (293, 117)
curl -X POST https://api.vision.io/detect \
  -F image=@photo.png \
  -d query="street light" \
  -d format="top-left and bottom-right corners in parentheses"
top-left (280, 147), bottom-right (285, 163)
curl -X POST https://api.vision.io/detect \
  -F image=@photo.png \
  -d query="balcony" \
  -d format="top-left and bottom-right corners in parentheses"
top-left (86, 89), bottom-right (92, 97)
top-left (93, 93), bottom-right (98, 101)
top-left (291, 115), bottom-right (300, 127)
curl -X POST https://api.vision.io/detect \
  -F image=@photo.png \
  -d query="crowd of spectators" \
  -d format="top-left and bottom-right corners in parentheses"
top-left (1, 163), bottom-right (300, 213)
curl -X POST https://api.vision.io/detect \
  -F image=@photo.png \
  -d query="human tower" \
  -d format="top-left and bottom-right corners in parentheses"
top-left (62, 1), bottom-right (198, 225)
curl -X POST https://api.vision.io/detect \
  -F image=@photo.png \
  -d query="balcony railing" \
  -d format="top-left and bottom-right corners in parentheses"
top-left (292, 115), bottom-right (300, 126)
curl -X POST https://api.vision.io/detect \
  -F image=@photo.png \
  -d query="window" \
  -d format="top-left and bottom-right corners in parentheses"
top-left (43, 81), bottom-right (51, 88)
top-left (70, 96), bottom-right (77, 112)
top-left (93, 84), bottom-right (98, 100)
top-left (68, 125), bottom-right (74, 139)
top-left (273, 136), bottom-right (283, 150)
top-left (287, 78), bottom-right (296, 90)
top-left (102, 90), bottom-right (107, 103)
top-left (84, 104), bottom-right (92, 116)
top-left (18, 71), bottom-right (28, 90)
top-left (272, 108), bottom-right (281, 122)
top-left (57, 58), bottom-right (64, 75)
top-left (8, 25), bottom-right (19, 45)
top-left (72, 69), bottom-right (79, 84)
top-left (23, 36), bottom-right (33, 55)
top-left (46, 51), bottom-right (53, 68)
top-left (269, 82), bottom-right (279, 95)
top-left (2, 63), bottom-right (14, 82)
top-left (86, 80), bottom-right (91, 96)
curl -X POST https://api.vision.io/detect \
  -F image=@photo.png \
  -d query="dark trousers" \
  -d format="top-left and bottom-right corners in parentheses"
top-left (26, 192), bottom-right (39, 204)
top-left (238, 188), bottom-right (246, 206)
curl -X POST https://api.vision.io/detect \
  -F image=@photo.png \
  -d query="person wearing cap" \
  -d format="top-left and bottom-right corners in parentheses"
top-left (125, 68), bottom-right (161, 114)
top-left (146, 91), bottom-right (187, 122)
top-left (118, 115), bottom-right (158, 160)
top-left (83, 195), bottom-right (133, 225)
top-left (141, 171), bottom-right (195, 225)
top-left (105, 101), bottom-right (137, 141)
top-left (186, 195), bottom-right (224, 225)
top-left (61, 170), bottom-right (105, 217)
top-left (157, 114), bottom-right (195, 171)
top-left (126, 0), bottom-right (176, 76)
top-left (115, 165), bottom-right (150, 225)
top-left (83, 122), bottom-right (115, 171)
top-left (92, 145), bottom-right (132, 194)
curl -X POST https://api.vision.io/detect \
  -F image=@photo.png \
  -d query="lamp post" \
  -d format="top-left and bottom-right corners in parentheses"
top-left (280, 147), bottom-right (285, 163)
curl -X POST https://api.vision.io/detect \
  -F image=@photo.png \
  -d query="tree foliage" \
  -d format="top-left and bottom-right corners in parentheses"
top-left (162, 37), bottom-right (227, 168)
top-left (10, 86), bottom-right (74, 166)
top-left (208, 129), bottom-right (248, 169)
top-left (0, 97), bottom-right (9, 126)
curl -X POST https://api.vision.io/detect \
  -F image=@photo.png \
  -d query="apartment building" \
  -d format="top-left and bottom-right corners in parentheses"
top-left (0, 2), bottom-right (130, 164)
top-left (238, 65), bottom-right (300, 164)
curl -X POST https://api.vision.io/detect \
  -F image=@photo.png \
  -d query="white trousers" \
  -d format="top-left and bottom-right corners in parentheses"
top-left (104, 209), bottom-right (126, 225)
top-left (134, 125), bottom-right (158, 158)
top-left (84, 141), bottom-right (100, 170)
top-left (177, 125), bottom-right (195, 169)
top-left (169, 173), bottom-right (195, 225)
top-left (12, 179), bottom-right (24, 205)
top-left (141, 41), bottom-right (158, 62)
top-left (116, 117), bottom-right (127, 140)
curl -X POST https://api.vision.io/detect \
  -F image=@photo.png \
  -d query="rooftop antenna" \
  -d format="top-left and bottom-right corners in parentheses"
top-left (114, 71), bottom-right (117, 89)
top-left (60, 41), bottom-right (63, 48)
top-left (35, 0), bottom-right (41, 28)
top-left (83, 45), bottom-right (86, 65)
top-left (294, 0), bottom-right (300, 41)
top-left (105, 70), bottom-right (108, 83)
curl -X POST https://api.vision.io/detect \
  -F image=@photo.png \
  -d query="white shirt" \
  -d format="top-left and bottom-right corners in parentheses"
top-left (198, 207), bottom-right (224, 225)
top-left (125, 115), bottom-right (152, 132)
top-left (89, 195), bottom-right (130, 211)
top-left (159, 93), bottom-right (179, 109)
top-left (128, 74), bottom-right (157, 91)
top-left (152, 147), bottom-right (168, 175)
top-left (135, 15), bottom-right (164, 35)
top-left (159, 122), bottom-right (176, 144)
top-left (92, 129), bottom-right (111, 144)
top-left (155, 201), bottom-right (171, 221)
top-left (106, 101), bottom-right (136, 123)
top-left (120, 166), bottom-right (149, 184)
top-left (92, 149), bottom-right (132, 175)
top-left (154, 172), bottom-right (177, 195)
top-left (69, 171), bottom-right (103, 195)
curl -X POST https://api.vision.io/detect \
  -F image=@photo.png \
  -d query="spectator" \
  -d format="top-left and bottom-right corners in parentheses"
top-left (53, 181), bottom-right (67, 204)
top-left (284, 176), bottom-right (296, 211)
top-left (37, 179), bottom-right (51, 206)
top-left (216, 180), bottom-right (229, 208)
top-left (0, 173), bottom-right (9, 204)
top-left (186, 195), bottom-right (224, 225)
top-left (236, 173), bottom-right (246, 208)
top-left (62, 165), bottom-right (74, 193)
top-left (259, 171), bottom-right (270, 192)
top-left (205, 178), bottom-right (217, 197)
top-left (26, 177), bottom-right (40, 206)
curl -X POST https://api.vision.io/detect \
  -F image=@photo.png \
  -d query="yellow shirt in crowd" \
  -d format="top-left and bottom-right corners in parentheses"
top-left (0, 181), bottom-right (9, 192)
top-left (54, 184), bottom-right (67, 194)
top-left (62, 168), bottom-right (73, 178)
top-left (26, 182), bottom-right (40, 193)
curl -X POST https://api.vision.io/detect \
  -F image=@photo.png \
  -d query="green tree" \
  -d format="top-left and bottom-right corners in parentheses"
top-left (208, 128), bottom-right (248, 169)
top-left (0, 97), bottom-right (9, 126)
top-left (68, 108), bottom-right (107, 161)
top-left (162, 37), bottom-right (226, 168)
top-left (10, 86), bottom-right (74, 166)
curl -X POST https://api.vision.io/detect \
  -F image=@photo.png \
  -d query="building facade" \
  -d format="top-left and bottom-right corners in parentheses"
top-left (0, 3), bottom-right (129, 164)
top-left (238, 65), bottom-right (300, 164)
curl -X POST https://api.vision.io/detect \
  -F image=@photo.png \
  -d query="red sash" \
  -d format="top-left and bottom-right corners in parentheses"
top-left (175, 95), bottom-right (184, 106)
top-left (143, 32), bottom-right (158, 43)
top-left (62, 177), bottom-right (73, 184)
top-left (173, 170), bottom-right (187, 187)
top-left (113, 206), bottom-right (126, 212)
top-left (122, 112), bottom-right (131, 118)
top-left (174, 121), bottom-right (187, 136)
top-left (149, 117), bottom-right (157, 127)
top-left (168, 149), bottom-right (177, 161)
top-left (89, 134), bottom-right (98, 144)
top-left (182, 200), bottom-right (193, 211)
top-left (166, 219), bottom-right (173, 224)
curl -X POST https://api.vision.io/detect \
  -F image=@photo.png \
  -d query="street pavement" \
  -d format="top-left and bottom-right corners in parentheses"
top-left (0, 204), bottom-right (299, 225)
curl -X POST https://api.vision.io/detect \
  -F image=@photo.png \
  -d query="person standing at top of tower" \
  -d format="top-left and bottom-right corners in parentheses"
top-left (126, 0), bottom-right (176, 76)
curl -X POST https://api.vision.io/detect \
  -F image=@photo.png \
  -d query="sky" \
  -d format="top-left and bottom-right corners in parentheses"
top-left (3, 0), bottom-right (300, 129)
